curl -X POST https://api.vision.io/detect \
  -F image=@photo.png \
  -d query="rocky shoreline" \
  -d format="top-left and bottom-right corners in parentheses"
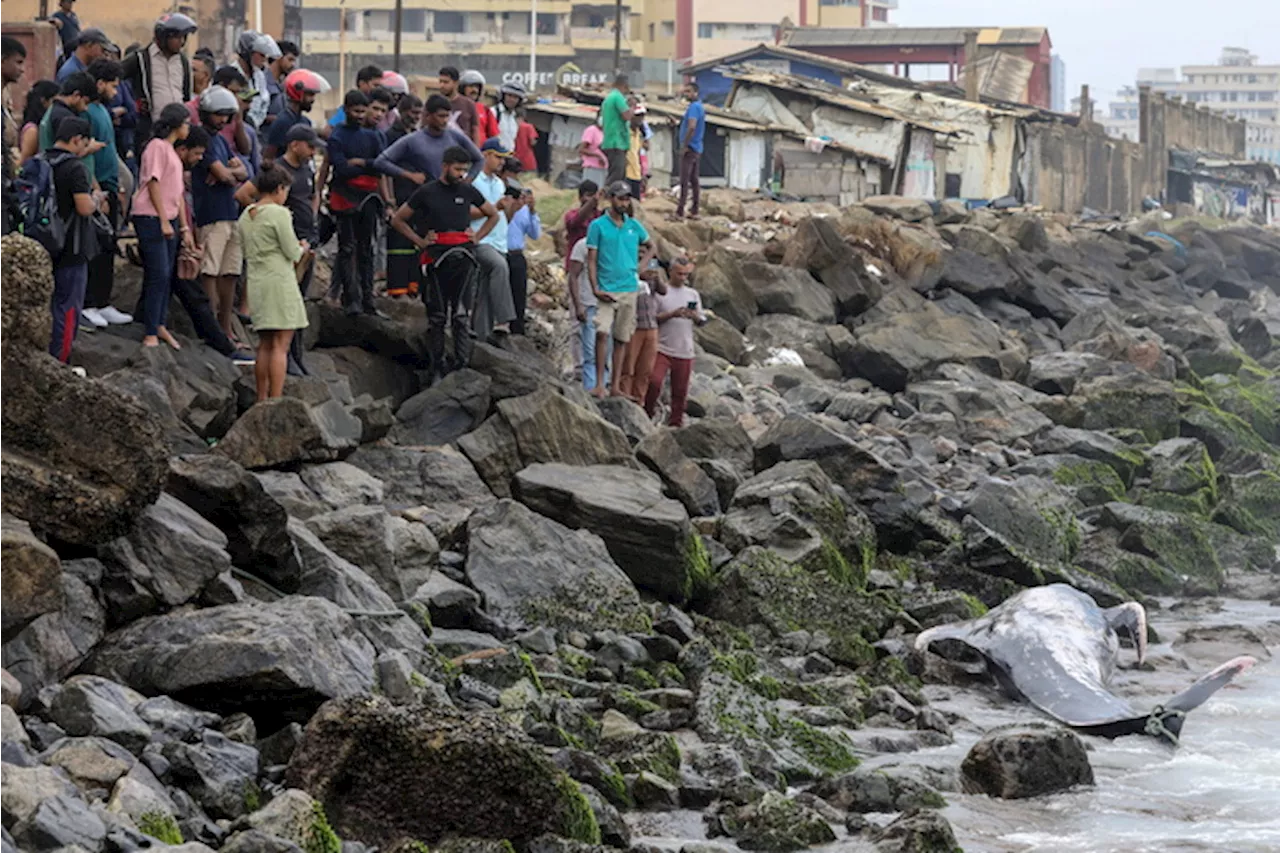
top-left (1, 195), bottom-right (1278, 853)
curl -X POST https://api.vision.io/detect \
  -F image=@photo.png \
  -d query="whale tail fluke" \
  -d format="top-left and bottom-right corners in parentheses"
top-left (1075, 655), bottom-right (1258, 744)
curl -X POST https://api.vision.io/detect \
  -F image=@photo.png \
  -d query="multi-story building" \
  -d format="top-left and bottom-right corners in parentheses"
top-left (1050, 54), bottom-right (1065, 112)
top-left (297, 0), bottom-right (641, 90)
top-left (1178, 47), bottom-right (1279, 164)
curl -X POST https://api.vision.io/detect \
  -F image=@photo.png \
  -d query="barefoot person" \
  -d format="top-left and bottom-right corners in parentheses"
top-left (132, 102), bottom-right (192, 349)
top-left (238, 165), bottom-right (307, 400)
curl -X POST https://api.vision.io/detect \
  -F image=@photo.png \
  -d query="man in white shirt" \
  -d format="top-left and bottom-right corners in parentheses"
top-left (470, 138), bottom-right (517, 341)
top-left (645, 256), bottom-right (704, 427)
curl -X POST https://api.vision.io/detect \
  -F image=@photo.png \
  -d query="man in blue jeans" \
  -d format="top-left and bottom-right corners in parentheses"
top-left (567, 234), bottom-right (610, 390)
top-left (675, 81), bottom-right (705, 220)
top-left (44, 116), bottom-right (97, 362)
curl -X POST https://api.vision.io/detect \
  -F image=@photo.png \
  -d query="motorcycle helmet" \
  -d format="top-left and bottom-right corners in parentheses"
top-left (379, 71), bottom-right (409, 95)
top-left (459, 69), bottom-right (486, 91)
top-left (284, 69), bottom-right (331, 101)
top-left (198, 85), bottom-right (239, 116)
top-left (154, 12), bottom-right (197, 40)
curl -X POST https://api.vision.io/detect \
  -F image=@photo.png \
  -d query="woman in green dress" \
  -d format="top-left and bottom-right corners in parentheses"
top-left (238, 165), bottom-right (308, 401)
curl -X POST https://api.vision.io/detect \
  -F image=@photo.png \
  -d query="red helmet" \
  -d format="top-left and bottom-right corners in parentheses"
top-left (284, 69), bottom-right (330, 102)
top-left (379, 71), bottom-right (409, 95)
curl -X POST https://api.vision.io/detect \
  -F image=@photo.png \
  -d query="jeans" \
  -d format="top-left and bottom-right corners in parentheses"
top-left (620, 327), bottom-right (658, 399)
top-left (49, 262), bottom-right (88, 362)
top-left (134, 215), bottom-right (178, 337)
top-left (472, 243), bottom-right (515, 341)
top-left (645, 353), bottom-right (694, 427)
top-left (605, 148), bottom-right (627, 186)
top-left (424, 246), bottom-right (479, 375)
top-left (336, 199), bottom-right (380, 314)
top-left (85, 188), bottom-right (120, 309)
top-left (580, 305), bottom-right (613, 391)
top-left (677, 150), bottom-right (701, 217)
top-left (171, 275), bottom-right (235, 357)
top-left (507, 249), bottom-right (528, 335)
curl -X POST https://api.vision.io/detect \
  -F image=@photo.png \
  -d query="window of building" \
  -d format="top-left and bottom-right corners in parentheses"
top-left (537, 13), bottom-right (557, 34)
top-left (648, 22), bottom-right (655, 41)
top-left (301, 8), bottom-right (339, 32)
top-left (872, 6), bottom-right (889, 20)
top-left (661, 21), bottom-right (675, 38)
top-left (434, 11), bottom-right (466, 33)
top-left (1228, 91), bottom-right (1238, 101)
top-left (697, 22), bottom-right (713, 38)
top-left (588, 13), bottom-right (606, 27)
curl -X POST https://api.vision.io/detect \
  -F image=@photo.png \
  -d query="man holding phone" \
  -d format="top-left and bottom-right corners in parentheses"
top-left (645, 256), bottom-right (704, 427)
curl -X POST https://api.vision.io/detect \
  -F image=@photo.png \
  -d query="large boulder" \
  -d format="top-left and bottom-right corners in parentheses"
top-left (48, 675), bottom-right (151, 754)
top-left (465, 500), bottom-right (646, 633)
top-left (960, 725), bottom-right (1093, 798)
top-left (1095, 503), bottom-right (1224, 592)
top-left (347, 445), bottom-right (494, 510)
top-left (871, 808), bottom-right (960, 853)
top-left (965, 476), bottom-right (1083, 569)
top-left (635, 429), bottom-right (721, 517)
top-left (166, 455), bottom-right (300, 592)
top-left (458, 388), bottom-right (633, 498)
top-left (741, 260), bottom-right (837, 324)
top-left (1, 515), bottom-right (63, 641)
top-left (304, 505), bottom-right (438, 603)
top-left (391, 368), bottom-right (492, 446)
top-left (744, 314), bottom-right (842, 380)
top-left (2, 562), bottom-right (105, 706)
top-left (109, 492), bottom-right (235, 611)
top-left (753, 415), bottom-right (899, 496)
top-left (215, 397), bottom-right (361, 469)
top-left (513, 463), bottom-right (696, 602)
top-left (285, 696), bottom-right (600, 848)
top-left (2, 235), bottom-right (168, 547)
top-left (1070, 372), bottom-right (1180, 443)
top-left (722, 461), bottom-right (875, 583)
top-left (782, 217), bottom-right (882, 318)
top-left (850, 306), bottom-right (1027, 393)
top-left (695, 245), bottom-right (758, 331)
top-left (83, 597), bottom-right (376, 724)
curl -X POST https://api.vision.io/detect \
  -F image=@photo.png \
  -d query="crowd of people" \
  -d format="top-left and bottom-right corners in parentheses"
top-left (1, 7), bottom-right (705, 423)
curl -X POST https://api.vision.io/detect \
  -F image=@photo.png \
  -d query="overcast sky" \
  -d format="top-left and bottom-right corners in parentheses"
top-left (894, 0), bottom-right (1280, 104)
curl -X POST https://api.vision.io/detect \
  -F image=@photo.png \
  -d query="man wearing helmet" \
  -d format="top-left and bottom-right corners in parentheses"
top-left (264, 68), bottom-right (325, 161)
top-left (266, 40), bottom-right (299, 121)
top-left (461, 69), bottom-right (499, 146)
top-left (494, 80), bottom-right (525, 151)
top-left (232, 31), bottom-right (279, 129)
top-left (122, 12), bottom-right (196, 140)
top-left (191, 85), bottom-right (249, 344)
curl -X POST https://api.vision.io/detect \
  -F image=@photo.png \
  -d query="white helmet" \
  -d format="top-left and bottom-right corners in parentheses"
top-left (459, 70), bottom-right (486, 89)
top-left (253, 34), bottom-right (282, 60)
top-left (198, 85), bottom-right (239, 115)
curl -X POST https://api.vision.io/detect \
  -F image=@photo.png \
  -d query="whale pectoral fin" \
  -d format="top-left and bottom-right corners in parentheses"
top-left (1103, 601), bottom-right (1148, 665)
top-left (1165, 655), bottom-right (1258, 713)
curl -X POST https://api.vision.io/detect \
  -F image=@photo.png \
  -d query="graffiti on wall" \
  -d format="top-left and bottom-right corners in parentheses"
top-left (1193, 180), bottom-right (1265, 223)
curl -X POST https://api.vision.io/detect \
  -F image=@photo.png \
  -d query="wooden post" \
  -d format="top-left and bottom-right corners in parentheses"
top-left (612, 0), bottom-right (623, 75)
top-left (338, 0), bottom-right (347, 94)
top-left (1080, 84), bottom-right (1092, 123)
top-left (393, 0), bottom-right (402, 72)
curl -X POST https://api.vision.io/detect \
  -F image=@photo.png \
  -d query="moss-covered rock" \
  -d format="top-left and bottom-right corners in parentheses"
top-left (1214, 470), bottom-right (1280, 540)
top-left (721, 790), bottom-right (837, 852)
top-left (1201, 372), bottom-right (1280, 444)
top-left (284, 696), bottom-right (600, 850)
top-left (704, 547), bottom-right (897, 668)
top-left (594, 710), bottom-right (681, 783)
top-left (1178, 398), bottom-right (1276, 461)
top-left (721, 461), bottom-right (877, 586)
top-left (1050, 457), bottom-right (1128, 506)
top-left (1097, 503), bottom-right (1224, 592)
top-left (1073, 373), bottom-right (1180, 443)
top-left (812, 766), bottom-right (947, 813)
top-left (871, 808), bottom-right (962, 853)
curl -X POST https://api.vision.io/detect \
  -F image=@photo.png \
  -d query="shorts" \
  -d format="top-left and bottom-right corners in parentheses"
top-left (198, 220), bottom-right (243, 277)
top-left (594, 290), bottom-right (638, 343)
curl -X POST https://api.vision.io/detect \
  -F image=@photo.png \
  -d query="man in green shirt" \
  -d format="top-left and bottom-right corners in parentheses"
top-left (600, 74), bottom-right (633, 186)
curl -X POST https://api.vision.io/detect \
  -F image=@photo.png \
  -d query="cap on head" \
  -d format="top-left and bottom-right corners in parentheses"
top-left (480, 138), bottom-right (512, 156)
top-left (285, 123), bottom-right (324, 147)
top-left (77, 28), bottom-right (113, 49)
top-left (606, 180), bottom-right (632, 199)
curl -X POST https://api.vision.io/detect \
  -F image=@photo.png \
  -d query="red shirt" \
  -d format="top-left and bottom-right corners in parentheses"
top-left (476, 102), bottom-right (499, 143)
top-left (563, 202), bottom-right (601, 261)
top-left (514, 121), bottom-right (538, 172)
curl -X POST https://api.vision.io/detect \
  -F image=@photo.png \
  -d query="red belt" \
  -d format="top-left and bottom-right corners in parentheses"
top-left (421, 231), bottom-right (473, 264)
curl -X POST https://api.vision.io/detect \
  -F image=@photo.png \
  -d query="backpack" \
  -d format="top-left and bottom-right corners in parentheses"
top-left (15, 152), bottom-right (73, 256)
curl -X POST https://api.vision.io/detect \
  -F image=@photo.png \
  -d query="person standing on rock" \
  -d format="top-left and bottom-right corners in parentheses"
top-left (238, 165), bottom-right (307, 400)
top-left (44, 116), bottom-right (98, 362)
top-left (619, 258), bottom-right (666, 402)
top-left (578, 115), bottom-right (606, 189)
top-left (586, 180), bottom-right (654, 400)
top-left (327, 89), bottom-right (390, 318)
top-left (132, 103), bottom-right (191, 350)
top-left (646, 256), bottom-right (704, 426)
top-left (674, 81), bottom-right (705, 221)
top-left (190, 85), bottom-right (248, 345)
top-left (470, 137), bottom-right (518, 342)
top-left (390, 145), bottom-right (499, 380)
top-left (374, 94), bottom-right (481, 301)
top-left (599, 74), bottom-right (633, 187)
top-left (505, 184), bottom-right (539, 336)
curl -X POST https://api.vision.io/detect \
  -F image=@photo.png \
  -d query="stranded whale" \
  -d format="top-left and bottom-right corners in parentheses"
top-left (915, 584), bottom-right (1256, 744)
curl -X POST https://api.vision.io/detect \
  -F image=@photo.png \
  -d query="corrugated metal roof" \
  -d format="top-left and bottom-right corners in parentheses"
top-left (683, 42), bottom-right (873, 77)
top-left (783, 25), bottom-right (1047, 49)
top-left (726, 70), bottom-right (957, 133)
top-left (967, 51), bottom-right (1036, 103)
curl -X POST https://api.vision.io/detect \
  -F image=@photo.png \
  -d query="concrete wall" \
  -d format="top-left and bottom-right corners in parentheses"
top-left (1023, 120), bottom-right (1149, 215)
top-left (1139, 87), bottom-right (1248, 202)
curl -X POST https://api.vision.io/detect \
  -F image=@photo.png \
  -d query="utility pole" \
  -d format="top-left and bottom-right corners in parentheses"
top-left (338, 0), bottom-right (347, 94)
top-left (393, 0), bottom-right (403, 72)
top-left (612, 0), bottom-right (622, 76)
top-left (529, 0), bottom-right (538, 90)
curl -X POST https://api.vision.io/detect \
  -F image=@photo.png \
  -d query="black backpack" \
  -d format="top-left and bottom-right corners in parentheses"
top-left (15, 151), bottom-right (74, 256)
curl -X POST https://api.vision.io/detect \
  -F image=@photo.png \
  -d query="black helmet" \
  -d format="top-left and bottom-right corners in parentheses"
top-left (155, 12), bottom-right (197, 39)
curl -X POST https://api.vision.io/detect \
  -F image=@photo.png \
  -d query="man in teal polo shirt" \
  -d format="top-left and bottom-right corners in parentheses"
top-left (586, 180), bottom-right (654, 400)
top-left (600, 74), bottom-right (633, 186)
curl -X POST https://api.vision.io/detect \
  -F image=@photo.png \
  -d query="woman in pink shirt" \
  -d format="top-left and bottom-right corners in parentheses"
top-left (132, 103), bottom-right (192, 349)
top-left (578, 116), bottom-right (607, 188)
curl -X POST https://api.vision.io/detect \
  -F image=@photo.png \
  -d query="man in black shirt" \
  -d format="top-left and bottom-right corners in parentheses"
top-left (390, 145), bottom-right (498, 378)
top-left (46, 116), bottom-right (96, 362)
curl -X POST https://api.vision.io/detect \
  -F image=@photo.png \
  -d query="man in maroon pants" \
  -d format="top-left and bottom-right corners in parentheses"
top-left (645, 257), bottom-right (704, 427)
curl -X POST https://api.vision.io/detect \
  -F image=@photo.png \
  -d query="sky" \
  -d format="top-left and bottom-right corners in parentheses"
top-left (894, 0), bottom-right (1280, 105)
